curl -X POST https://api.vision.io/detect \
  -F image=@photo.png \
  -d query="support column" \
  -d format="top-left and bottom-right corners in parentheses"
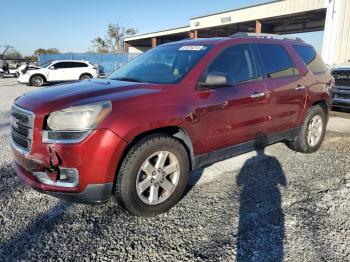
top-left (151, 37), bottom-right (157, 48)
top-left (124, 42), bottom-right (129, 52)
top-left (255, 20), bottom-right (262, 33)
top-left (189, 30), bottom-right (198, 39)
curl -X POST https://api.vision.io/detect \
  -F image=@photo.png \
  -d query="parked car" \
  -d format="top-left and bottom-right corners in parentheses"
top-left (330, 64), bottom-right (350, 109)
top-left (17, 60), bottom-right (99, 87)
top-left (11, 33), bottom-right (333, 216)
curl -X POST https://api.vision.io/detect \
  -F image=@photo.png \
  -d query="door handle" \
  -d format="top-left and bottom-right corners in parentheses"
top-left (250, 92), bottom-right (266, 99)
top-left (295, 85), bottom-right (305, 90)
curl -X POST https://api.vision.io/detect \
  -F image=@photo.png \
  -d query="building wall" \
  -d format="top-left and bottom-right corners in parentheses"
top-left (322, 0), bottom-right (350, 65)
top-left (189, 0), bottom-right (325, 30)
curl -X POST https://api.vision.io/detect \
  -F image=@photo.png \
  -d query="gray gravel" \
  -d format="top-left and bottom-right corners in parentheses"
top-left (0, 78), bottom-right (349, 261)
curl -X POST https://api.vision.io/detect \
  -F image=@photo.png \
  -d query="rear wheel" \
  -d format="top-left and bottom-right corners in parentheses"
top-left (79, 73), bottom-right (92, 80)
top-left (286, 104), bottom-right (327, 153)
top-left (0, 72), bottom-right (4, 78)
top-left (116, 134), bottom-right (189, 217)
top-left (30, 75), bottom-right (44, 87)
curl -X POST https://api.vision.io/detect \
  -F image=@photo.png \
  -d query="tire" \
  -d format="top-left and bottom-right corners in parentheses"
top-left (15, 72), bottom-right (19, 78)
top-left (0, 72), bottom-right (4, 78)
top-left (116, 134), bottom-right (189, 217)
top-left (286, 104), bottom-right (327, 153)
top-left (79, 73), bottom-right (92, 80)
top-left (30, 75), bottom-right (45, 87)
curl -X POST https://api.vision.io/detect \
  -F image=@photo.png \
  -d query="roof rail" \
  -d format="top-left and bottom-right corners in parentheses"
top-left (229, 32), bottom-right (304, 43)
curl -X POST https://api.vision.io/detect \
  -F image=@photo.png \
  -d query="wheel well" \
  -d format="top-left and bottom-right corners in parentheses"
top-left (80, 73), bottom-right (92, 78)
top-left (111, 126), bottom-right (194, 193)
top-left (312, 101), bottom-right (328, 116)
top-left (30, 74), bottom-right (47, 83)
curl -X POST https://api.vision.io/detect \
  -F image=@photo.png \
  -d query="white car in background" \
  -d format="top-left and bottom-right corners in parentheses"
top-left (18, 60), bottom-right (99, 87)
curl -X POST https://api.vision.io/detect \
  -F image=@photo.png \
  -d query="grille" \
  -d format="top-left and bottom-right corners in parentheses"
top-left (332, 70), bottom-right (350, 87)
top-left (10, 105), bottom-right (34, 153)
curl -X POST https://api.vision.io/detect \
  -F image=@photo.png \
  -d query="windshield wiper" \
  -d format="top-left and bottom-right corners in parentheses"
top-left (113, 77), bottom-right (143, 83)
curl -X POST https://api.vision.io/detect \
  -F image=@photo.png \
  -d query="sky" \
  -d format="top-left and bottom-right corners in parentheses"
top-left (1, 0), bottom-right (323, 56)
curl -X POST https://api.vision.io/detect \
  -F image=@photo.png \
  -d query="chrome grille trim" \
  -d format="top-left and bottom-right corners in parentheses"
top-left (10, 104), bottom-right (35, 153)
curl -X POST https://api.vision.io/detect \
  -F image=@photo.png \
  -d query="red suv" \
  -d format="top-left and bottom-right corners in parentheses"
top-left (11, 33), bottom-right (333, 216)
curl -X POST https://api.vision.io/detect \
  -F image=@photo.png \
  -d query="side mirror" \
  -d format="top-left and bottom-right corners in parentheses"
top-left (49, 66), bottom-right (56, 70)
top-left (198, 71), bottom-right (231, 88)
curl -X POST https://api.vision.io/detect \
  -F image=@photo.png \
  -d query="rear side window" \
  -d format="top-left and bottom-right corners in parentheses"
top-left (73, 62), bottom-right (88, 68)
top-left (257, 44), bottom-right (298, 78)
top-left (53, 62), bottom-right (69, 69)
top-left (207, 44), bottom-right (260, 84)
top-left (293, 45), bottom-right (327, 74)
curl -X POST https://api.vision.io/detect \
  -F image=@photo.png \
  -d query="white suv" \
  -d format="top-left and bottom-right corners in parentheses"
top-left (18, 60), bottom-right (99, 87)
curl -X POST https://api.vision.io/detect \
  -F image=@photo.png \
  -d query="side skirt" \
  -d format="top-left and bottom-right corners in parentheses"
top-left (193, 127), bottom-right (300, 169)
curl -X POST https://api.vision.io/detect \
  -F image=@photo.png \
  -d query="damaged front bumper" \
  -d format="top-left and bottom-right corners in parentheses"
top-left (11, 129), bottom-right (127, 203)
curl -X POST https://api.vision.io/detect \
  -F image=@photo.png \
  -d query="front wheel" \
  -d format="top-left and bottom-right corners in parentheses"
top-left (30, 75), bottom-right (44, 87)
top-left (116, 134), bottom-right (189, 217)
top-left (0, 72), bottom-right (4, 78)
top-left (286, 104), bottom-right (327, 153)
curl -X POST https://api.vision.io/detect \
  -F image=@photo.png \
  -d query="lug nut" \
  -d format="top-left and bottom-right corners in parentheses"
top-left (151, 178), bottom-right (155, 183)
top-left (158, 168), bottom-right (162, 172)
top-left (162, 172), bottom-right (166, 176)
top-left (152, 171), bottom-right (156, 175)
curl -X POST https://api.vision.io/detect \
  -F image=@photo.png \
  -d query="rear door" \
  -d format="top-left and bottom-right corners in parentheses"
top-left (199, 44), bottom-right (268, 152)
top-left (254, 43), bottom-right (306, 134)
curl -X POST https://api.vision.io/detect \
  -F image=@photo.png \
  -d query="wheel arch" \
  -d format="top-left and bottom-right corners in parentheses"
top-left (30, 73), bottom-right (47, 83)
top-left (111, 126), bottom-right (195, 193)
top-left (80, 72), bottom-right (93, 79)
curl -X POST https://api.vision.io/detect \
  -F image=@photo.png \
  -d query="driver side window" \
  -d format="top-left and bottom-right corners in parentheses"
top-left (208, 44), bottom-right (259, 84)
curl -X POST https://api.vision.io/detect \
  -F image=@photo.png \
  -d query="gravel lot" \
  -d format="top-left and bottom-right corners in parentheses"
top-left (0, 78), bottom-right (349, 261)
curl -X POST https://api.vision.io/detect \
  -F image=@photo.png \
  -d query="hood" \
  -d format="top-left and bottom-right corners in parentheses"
top-left (16, 79), bottom-right (163, 113)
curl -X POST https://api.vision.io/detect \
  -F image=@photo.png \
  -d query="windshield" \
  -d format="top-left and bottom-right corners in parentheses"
top-left (41, 62), bottom-right (53, 68)
top-left (108, 44), bottom-right (212, 84)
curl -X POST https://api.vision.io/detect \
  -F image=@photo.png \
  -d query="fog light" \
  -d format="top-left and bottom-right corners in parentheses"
top-left (33, 167), bottom-right (79, 188)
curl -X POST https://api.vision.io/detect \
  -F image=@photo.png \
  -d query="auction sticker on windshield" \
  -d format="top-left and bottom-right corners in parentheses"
top-left (179, 46), bottom-right (206, 51)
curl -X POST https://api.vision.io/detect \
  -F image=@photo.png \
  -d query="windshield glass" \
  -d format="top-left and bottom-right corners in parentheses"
top-left (108, 44), bottom-right (212, 84)
top-left (41, 62), bottom-right (53, 68)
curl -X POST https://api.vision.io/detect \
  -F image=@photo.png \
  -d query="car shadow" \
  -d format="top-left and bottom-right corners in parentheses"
top-left (236, 141), bottom-right (286, 261)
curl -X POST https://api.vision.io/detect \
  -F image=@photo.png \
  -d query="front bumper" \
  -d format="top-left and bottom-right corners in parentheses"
top-left (11, 129), bottom-right (127, 203)
top-left (18, 74), bottom-right (30, 84)
top-left (332, 85), bottom-right (350, 108)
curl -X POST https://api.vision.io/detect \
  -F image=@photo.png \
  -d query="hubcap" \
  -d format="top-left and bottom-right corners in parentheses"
top-left (307, 115), bottom-right (323, 147)
top-left (33, 76), bottom-right (43, 86)
top-left (136, 151), bottom-right (180, 205)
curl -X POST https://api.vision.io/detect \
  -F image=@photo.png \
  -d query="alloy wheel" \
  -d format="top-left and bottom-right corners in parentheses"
top-left (136, 151), bottom-right (180, 205)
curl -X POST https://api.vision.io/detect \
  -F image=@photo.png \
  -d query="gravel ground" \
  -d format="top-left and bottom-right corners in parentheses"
top-left (0, 78), bottom-right (349, 261)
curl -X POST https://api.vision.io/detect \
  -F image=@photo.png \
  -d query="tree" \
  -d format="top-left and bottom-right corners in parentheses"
top-left (91, 23), bottom-right (137, 53)
top-left (34, 48), bottom-right (60, 55)
top-left (3, 49), bottom-right (22, 59)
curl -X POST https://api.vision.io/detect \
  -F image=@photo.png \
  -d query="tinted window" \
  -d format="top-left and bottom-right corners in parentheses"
top-left (53, 62), bottom-right (68, 69)
top-left (293, 45), bottom-right (327, 74)
top-left (72, 62), bottom-right (88, 68)
top-left (257, 44), bottom-right (298, 78)
top-left (207, 44), bottom-right (259, 84)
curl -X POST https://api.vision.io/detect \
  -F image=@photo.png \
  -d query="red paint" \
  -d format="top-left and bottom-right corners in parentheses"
top-left (12, 37), bottom-right (332, 196)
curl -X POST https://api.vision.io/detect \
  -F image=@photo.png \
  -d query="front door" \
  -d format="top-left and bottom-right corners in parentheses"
top-left (198, 44), bottom-right (268, 153)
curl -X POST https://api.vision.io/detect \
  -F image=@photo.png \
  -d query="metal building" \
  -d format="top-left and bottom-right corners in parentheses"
top-left (124, 0), bottom-right (350, 66)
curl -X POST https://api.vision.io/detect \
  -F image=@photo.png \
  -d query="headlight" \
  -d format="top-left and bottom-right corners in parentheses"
top-left (43, 101), bottom-right (112, 143)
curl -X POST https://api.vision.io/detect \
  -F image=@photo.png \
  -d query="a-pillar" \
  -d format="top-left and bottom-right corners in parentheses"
top-left (189, 30), bottom-right (198, 39)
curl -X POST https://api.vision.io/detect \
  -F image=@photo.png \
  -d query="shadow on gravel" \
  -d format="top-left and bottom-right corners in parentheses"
top-left (236, 143), bottom-right (286, 262)
top-left (0, 122), bottom-right (10, 129)
top-left (0, 202), bottom-right (72, 259)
